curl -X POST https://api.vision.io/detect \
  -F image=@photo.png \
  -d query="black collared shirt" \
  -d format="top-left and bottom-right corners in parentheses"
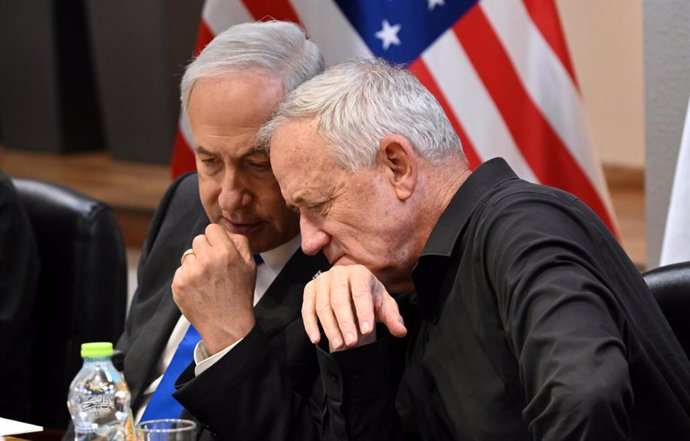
top-left (403, 158), bottom-right (690, 440)
top-left (318, 158), bottom-right (690, 441)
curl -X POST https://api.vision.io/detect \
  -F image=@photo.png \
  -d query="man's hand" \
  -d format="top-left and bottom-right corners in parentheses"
top-left (172, 223), bottom-right (257, 354)
top-left (302, 265), bottom-right (407, 351)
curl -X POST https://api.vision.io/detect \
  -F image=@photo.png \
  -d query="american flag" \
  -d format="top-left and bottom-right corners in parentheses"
top-left (170, 0), bottom-right (619, 237)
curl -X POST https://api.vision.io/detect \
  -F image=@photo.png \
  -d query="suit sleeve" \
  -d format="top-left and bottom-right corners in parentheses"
top-left (302, 291), bottom-right (419, 441)
top-left (174, 325), bottom-right (324, 441)
top-left (315, 329), bottom-right (410, 441)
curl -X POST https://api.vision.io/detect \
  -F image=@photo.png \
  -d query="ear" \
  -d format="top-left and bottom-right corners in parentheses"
top-left (378, 135), bottom-right (418, 202)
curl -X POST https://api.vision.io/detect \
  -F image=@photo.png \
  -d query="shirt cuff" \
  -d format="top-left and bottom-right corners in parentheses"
top-left (193, 337), bottom-right (244, 377)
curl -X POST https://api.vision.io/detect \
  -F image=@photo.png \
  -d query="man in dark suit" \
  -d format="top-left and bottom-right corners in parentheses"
top-left (117, 21), bottom-right (331, 440)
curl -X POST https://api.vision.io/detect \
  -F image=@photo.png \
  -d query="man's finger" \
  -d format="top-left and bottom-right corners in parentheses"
top-left (314, 274), bottom-right (345, 350)
top-left (301, 280), bottom-right (321, 344)
top-left (329, 268), bottom-right (360, 347)
top-left (377, 292), bottom-right (407, 337)
top-left (348, 268), bottom-right (376, 336)
top-left (192, 233), bottom-right (211, 255)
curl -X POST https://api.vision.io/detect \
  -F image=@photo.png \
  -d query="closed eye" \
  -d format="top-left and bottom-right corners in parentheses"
top-left (246, 161), bottom-right (271, 172)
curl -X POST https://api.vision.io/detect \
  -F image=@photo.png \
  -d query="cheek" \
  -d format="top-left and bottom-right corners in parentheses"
top-left (198, 180), bottom-right (221, 218)
top-left (255, 186), bottom-right (296, 220)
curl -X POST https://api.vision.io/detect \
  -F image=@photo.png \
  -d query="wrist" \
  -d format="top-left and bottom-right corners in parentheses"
top-left (203, 316), bottom-right (256, 355)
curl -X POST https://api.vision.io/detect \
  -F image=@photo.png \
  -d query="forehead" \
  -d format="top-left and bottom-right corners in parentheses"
top-left (270, 119), bottom-right (342, 198)
top-left (188, 72), bottom-right (283, 154)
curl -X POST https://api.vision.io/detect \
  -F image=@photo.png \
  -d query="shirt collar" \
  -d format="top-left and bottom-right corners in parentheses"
top-left (420, 157), bottom-right (517, 259)
top-left (257, 234), bottom-right (301, 274)
top-left (411, 158), bottom-right (518, 321)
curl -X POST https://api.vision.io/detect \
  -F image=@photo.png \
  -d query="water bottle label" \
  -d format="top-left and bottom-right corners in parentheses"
top-left (80, 395), bottom-right (116, 417)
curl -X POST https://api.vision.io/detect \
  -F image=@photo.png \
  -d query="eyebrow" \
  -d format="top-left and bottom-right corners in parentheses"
top-left (195, 145), bottom-right (269, 159)
top-left (195, 146), bottom-right (216, 156)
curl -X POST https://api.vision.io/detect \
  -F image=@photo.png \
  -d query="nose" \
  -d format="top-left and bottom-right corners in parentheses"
top-left (300, 214), bottom-right (330, 255)
top-left (217, 168), bottom-right (252, 211)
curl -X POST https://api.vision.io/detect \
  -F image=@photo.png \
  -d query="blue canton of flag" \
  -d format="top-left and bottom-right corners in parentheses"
top-left (333, 0), bottom-right (477, 64)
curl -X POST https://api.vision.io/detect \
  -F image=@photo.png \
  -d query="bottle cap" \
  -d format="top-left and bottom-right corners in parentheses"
top-left (81, 342), bottom-right (114, 358)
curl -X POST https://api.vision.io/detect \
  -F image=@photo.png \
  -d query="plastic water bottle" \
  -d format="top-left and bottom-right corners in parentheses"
top-left (67, 342), bottom-right (135, 441)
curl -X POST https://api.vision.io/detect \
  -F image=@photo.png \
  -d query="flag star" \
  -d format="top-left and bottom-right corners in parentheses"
top-left (375, 19), bottom-right (401, 51)
top-left (428, 0), bottom-right (445, 10)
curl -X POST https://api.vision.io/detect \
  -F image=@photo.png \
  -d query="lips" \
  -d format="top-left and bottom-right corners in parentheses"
top-left (222, 218), bottom-right (262, 235)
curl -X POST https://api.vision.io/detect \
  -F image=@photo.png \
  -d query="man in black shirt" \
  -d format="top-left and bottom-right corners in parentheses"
top-left (260, 58), bottom-right (690, 440)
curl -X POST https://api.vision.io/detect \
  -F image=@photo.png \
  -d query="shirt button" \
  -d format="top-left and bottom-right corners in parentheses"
top-left (327, 373), bottom-right (338, 383)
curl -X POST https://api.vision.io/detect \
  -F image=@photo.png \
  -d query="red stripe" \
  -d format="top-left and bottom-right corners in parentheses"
top-left (171, 20), bottom-right (212, 178)
top-left (522, 0), bottom-right (578, 88)
top-left (454, 7), bottom-right (618, 237)
top-left (241, 0), bottom-right (302, 25)
top-left (171, 131), bottom-right (197, 179)
top-left (194, 19), bottom-right (215, 55)
top-left (408, 59), bottom-right (482, 171)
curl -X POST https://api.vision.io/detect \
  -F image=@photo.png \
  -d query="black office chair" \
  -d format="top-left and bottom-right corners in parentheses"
top-left (642, 261), bottom-right (690, 357)
top-left (11, 177), bottom-right (128, 430)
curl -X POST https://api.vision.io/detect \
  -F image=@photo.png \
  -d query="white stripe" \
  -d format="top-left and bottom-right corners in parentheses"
top-left (480, 0), bottom-right (614, 217)
top-left (179, 109), bottom-right (194, 149)
top-left (290, 0), bottom-right (372, 66)
top-left (660, 95), bottom-right (690, 265)
top-left (202, 0), bottom-right (252, 35)
top-left (423, 31), bottom-right (538, 183)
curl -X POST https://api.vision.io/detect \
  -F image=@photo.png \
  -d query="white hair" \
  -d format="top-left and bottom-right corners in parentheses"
top-left (258, 58), bottom-right (463, 171)
top-left (180, 21), bottom-right (324, 111)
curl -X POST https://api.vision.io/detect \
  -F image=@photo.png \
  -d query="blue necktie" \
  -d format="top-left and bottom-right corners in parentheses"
top-left (141, 324), bottom-right (200, 421)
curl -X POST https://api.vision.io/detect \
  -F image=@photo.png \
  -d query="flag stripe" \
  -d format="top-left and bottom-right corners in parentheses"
top-left (522, 0), bottom-right (578, 85)
top-left (242, 0), bottom-right (302, 24)
top-left (171, 129), bottom-right (197, 179)
top-left (169, 0), bottom-right (618, 241)
top-left (660, 95), bottom-right (690, 265)
top-left (422, 29), bottom-right (538, 182)
top-left (454, 6), bottom-right (617, 233)
top-left (408, 59), bottom-right (482, 169)
top-left (481, 0), bottom-right (611, 211)
top-left (193, 20), bottom-right (215, 56)
top-left (291, 0), bottom-right (372, 65)
top-left (203, 0), bottom-right (251, 34)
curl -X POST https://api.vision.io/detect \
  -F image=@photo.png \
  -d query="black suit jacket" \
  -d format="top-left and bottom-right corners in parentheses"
top-left (118, 173), bottom-right (330, 440)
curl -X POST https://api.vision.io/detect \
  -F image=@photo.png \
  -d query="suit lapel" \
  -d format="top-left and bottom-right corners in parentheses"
top-left (126, 290), bottom-right (179, 406)
top-left (254, 250), bottom-right (329, 339)
top-left (126, 212), bottom-right (209, 406)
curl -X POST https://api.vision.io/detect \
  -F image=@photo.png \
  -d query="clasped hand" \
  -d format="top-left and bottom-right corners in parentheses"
top-left (172, 223), bottom-right (257, 354)
top-left (302, 264), bottom-right (407, 351)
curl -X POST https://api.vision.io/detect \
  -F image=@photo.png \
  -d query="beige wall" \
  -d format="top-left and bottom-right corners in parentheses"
top-left (557, 0), bottom-right (645, 169)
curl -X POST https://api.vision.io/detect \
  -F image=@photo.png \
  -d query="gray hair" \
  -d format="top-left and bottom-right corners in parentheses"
top-left (258, 58), bottom-right (463, 171)
top-left (180, 20), bottom-right (324, 111)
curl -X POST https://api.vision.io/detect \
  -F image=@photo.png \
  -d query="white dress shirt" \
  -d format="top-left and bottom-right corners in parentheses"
top-left (135, 235), bottom-right (301, 422)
